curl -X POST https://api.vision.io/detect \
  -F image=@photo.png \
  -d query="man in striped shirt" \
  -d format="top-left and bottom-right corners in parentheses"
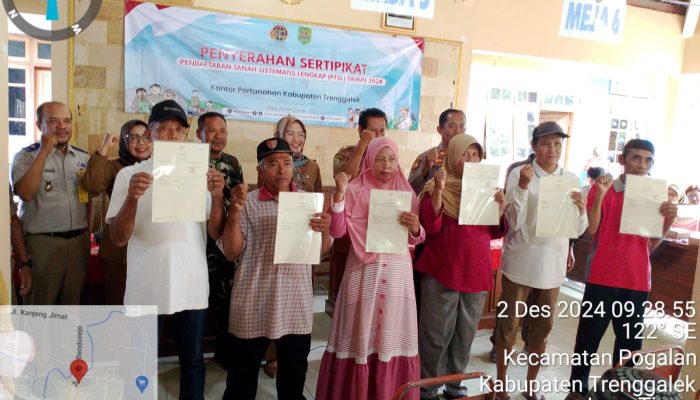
top-left (218, 138), bottom-right (332, 400)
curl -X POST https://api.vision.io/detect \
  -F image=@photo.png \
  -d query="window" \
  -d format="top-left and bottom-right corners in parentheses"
top-left (485, 87), bottom-right (539, 164)
top-left (37, 43), bottom-right (51, 60)
top-left (8, 34), bottom-right (51, 143)
top-left (541, 91), bottom-right (578, 111)
top-left (8, 68), bottom-right (27, 136)
top-left (485, 86), bottom-right (578, 176)
top-left (8, 68), bottom-right (26, 84)
top-left (8, 40), bottom-right (26, 58)
top-left (516, 90), bottom-right (538, 104)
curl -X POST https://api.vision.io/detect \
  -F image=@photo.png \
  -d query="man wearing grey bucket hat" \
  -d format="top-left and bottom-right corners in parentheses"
top-left (493, 121), bottom-right (587, 400)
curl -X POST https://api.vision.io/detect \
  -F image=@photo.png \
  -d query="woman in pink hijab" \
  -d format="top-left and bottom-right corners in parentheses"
top-left (316, 137), bottom-right (425, 400)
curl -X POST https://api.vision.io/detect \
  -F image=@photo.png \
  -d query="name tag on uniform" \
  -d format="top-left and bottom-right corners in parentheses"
top-left (77, 168), bottom-right (88, 203)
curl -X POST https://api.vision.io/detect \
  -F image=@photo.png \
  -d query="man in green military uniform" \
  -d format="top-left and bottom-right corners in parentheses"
top-left (196, 111), bottom-right (244, 364)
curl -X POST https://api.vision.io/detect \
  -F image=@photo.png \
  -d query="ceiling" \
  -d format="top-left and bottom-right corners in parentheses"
top-left (628, 0), bottom-right (689, 15)
top-left (628, 0), bottom-right (699, 37)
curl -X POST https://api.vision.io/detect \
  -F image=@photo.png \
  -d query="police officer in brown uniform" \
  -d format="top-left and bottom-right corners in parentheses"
top-left (330, 108), bottom-right (388, 330)
top-left (406, 109), bottom-right (466, 313)
top-left (12, 101), bottom-right (91, 305)
top-left (407, 109), bottom-right (467, 195)
top-left (333, 108), bottom-right (388, 177)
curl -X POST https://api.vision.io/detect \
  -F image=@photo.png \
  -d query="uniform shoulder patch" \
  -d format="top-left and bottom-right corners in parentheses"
top-left (411, 157), bottom-right (422, 171)
top-left (433, 148), bottom-right (445, 166)
top-left (23, 143), bottom-right (40, 152)
top-left (335, 145), bottom-right (355, 158)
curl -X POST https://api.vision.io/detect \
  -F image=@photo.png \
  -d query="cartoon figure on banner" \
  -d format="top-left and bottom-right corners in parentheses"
top-left (130, 87), bottom-right (151, 113)
top-left (396, 106), bottom-right (414, 130)
top-left (347, 108), bottom-right (354, 127)
top-left (146, 84), bottom-right (164, 105)
top-left (163, 89), bottom-right (177, 101)
top-left (189, 90), bottom-right (201, 116)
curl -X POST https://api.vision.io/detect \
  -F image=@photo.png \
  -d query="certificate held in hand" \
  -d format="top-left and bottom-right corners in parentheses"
top-left (366, 189), bottom-right (412, 254)
top-left (152, 141), bottom-right (210, 223)
top-left (620, 175), bottom-right (667, 238)
top-left (536, 175), bottom-right (581, 238)
top-left (459, 163), bottom-right (500, 226)
top-left (274, 192), bottom-right (324, 265)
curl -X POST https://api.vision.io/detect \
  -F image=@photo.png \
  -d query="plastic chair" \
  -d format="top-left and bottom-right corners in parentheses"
top-left (585, 366), bottom-right (682, 400)
top-left (392, 372), bottom-right (495, 400)
top-left (614, 345), bottom-right (684, 381)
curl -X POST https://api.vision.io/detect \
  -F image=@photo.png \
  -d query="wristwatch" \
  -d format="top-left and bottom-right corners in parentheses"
top-left (19, 259), bottom-right (32, 270)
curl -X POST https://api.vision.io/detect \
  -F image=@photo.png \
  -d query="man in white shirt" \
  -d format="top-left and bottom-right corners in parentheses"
top-left (493, 121), bottom-right (588, 400)
top-left (106, 100), bottom-right (225, 400)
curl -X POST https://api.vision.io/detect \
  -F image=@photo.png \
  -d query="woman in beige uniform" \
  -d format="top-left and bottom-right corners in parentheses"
top-left (257, 115), bottom-right (322, 192)
top-left (272, 115), bottom-right (322, 192)
top-left (80, 119), bottom-right (152, 305)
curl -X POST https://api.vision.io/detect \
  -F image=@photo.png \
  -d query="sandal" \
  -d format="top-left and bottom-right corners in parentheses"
top-left (521, 392), bottom-right (544, 400)
top-left (263, 360), bottom-right (277, 378)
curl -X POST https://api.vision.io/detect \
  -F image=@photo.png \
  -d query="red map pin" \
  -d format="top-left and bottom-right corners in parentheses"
top-left (70, 359), bottom-right (88, 384)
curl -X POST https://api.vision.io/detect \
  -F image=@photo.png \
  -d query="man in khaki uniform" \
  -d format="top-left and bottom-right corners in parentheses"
top-left (406, 109), bottom-right (467, 316)
top-left (333, 108), bottom-right (388, 177)
top-left (12, 101), bottom-right (90, 305)
top-left (331, 108), bottom-right (388, 316)
top-left (407, 109), bottom-right (467, 194)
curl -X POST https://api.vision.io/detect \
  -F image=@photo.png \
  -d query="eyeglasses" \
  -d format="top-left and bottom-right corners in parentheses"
top-left (126, 134), bottom-right (149, 143)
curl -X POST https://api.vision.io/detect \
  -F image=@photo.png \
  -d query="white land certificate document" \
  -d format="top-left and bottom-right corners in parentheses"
top-left (620, 175), bottom-right (667, 238)
top-left (366, 189), bottom-right (412, 254)
top-left (676, 204), bottom-right (700, 219)
top-left (536, 175), bottom-right (581, 238)
top-left (274, 192), bottom-right (324, 265)
top-left (459, 163), bottom-right (500, 226)
top-left (152, 141), bottom-right (209, 223)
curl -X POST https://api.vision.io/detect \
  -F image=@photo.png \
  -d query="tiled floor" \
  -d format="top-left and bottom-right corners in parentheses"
top-left (157, 279), bottom-right (686, 399)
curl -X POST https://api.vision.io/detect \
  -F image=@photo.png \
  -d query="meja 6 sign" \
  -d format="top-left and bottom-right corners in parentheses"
top-left (559, 0), bottom-right (626, 43)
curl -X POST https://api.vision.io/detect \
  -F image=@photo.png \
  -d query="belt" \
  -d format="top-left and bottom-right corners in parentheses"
top-left (36, 228), bottom-right (86, 239)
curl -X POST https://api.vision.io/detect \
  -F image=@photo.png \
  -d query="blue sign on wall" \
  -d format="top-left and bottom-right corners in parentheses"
top-left (351, 0), bottom-right (435, 19)
top-left (559, 0), bottom-right (626, 43)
